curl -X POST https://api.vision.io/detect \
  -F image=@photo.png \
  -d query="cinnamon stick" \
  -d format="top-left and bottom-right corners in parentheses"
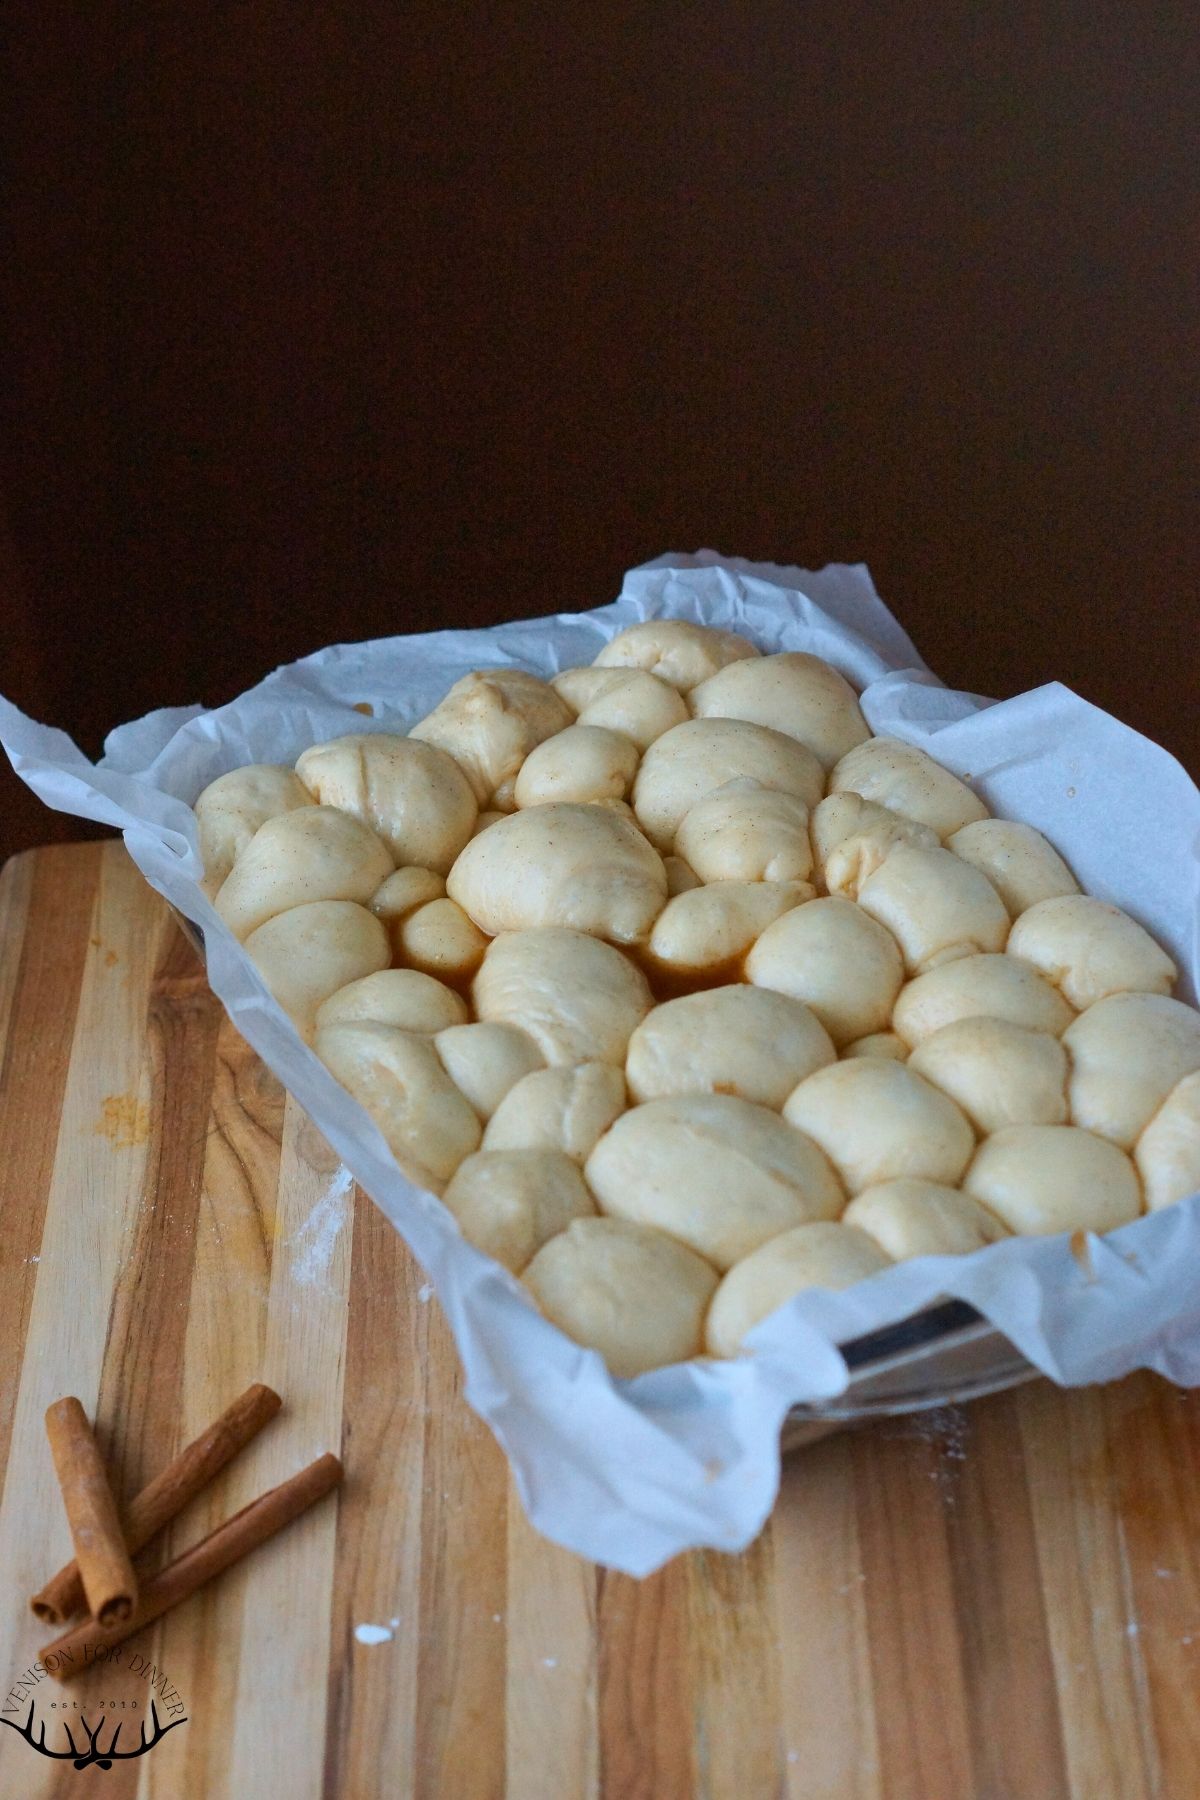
top-left (43, 1398), bottom-right (138, 1631)
top-left (40, 1453), bottom-right (343, 1680)
top-left (31, 1382), bottom-right (282, 1626)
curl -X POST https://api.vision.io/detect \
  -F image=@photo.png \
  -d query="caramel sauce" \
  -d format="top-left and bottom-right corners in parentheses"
top-left (624, 945), bottom-right (750, 1003)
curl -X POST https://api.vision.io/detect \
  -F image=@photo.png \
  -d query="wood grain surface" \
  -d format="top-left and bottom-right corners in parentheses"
top-left (0, 840), bottom-right (1197, 1800)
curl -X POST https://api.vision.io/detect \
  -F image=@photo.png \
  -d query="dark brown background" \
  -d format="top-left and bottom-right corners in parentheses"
top-left (3, 2), bottom-right (1197, 854)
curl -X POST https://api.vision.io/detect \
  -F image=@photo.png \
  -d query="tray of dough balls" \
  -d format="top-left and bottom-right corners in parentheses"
top-left (4, 552), bottom-right (1199, 1572)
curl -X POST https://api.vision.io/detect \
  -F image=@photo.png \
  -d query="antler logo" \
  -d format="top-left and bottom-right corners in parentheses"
top-left (0, 1697), bottom-right (187, 1769)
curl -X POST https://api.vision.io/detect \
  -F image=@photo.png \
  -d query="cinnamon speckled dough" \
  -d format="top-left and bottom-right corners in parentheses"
top-left (632, 718), bottom-right (825, 852)
top-left (688, 652), bottom-right (871, 769)
top-left (483, 1062), bottom-right (627, 1162)
top-left (946, 820), bottom-right (1079, 917)
top-left (964, 1124), bottom-right (1142, 1236)
top-left (315, 967), bottom-right (468, 1034)
top-left (513, 725), bottom-right (640, 808)
top-left (663, 855), bottom-right (702, 895)
top-left (843, 1033), bottom-right (909, 1061)
top-left (447, 802), bottom-right (667, 944)
top-left (782, 1059), bottom-right (975, 1195)
top-left (809, 792), bottom-right (940, 897)
top-left (315, 1019), bottom-right (481, 1190)
top-left (647, 882), bottom-right (810, 975)
top-left (395, 897), bottom-right (489, 981)
top-left (705, 1223), bottom-right (891, 1358)
top-left (195, 764), bottom-right (315, 894)
top-left (244, 900), bottom-right (390, 1040)
top-left (433, 1022), bottom-right (544, 1119)
top-left (625, 986), bottom-right (835, 1108)
top-left (746, 896), bottom-right (904, 1045)
top-left (442, 1149), bottom-right (596, 1273)
top-left (550, 666), bottom-right (689, 749)
top-left (674, 782), bottom-right (813, 884)
top-left (215, 806), bottom-right (394, 940)
top-left (585, 1093), bottom-right (845, 1269)
top-left (857, 843), bottom-right (1010, 974)
top-left (1062, 993), bottom-right (1200, 1147)
top-left (294, 733), bottom-right (478, 873)
top-left (1006, 895), bottom-right (1176, 1010)
top-left (843, 1181), bottom-right (1008, 1260)
top-left (908, 1017), bottom-right (1069, 1133)
top-left (892, 953), bottom-right (1075, 1047)
top-left (593, 618), bottom-right (759, 693)
top-left (409, 668), bottom-right (573, 809)
top-left (523, 1218), bottom-right (719, 1379)
top-left (829, 736), bottom-right (989, 839)
top-left (1135, 1072), bottom-right (1200, 1210)
top-left (472, 929), bottom-right (653, 1067)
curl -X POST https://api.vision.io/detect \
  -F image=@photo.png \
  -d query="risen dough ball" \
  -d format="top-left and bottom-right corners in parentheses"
top-left (810, 792), bottom-right (939, 897)
top-left (857, 844), bottom-right (1010, 974)
top-left (908, 1017), bottom-right (1068, 1133)
top-left (1135, 1072), bottom-right (1200, 1210)
top-left (1006, 896), bottom-right (1176, 1010)
top-left (594, 619), bottom-right (759, 693)
top-left (675, 782), bottom-right (813, 884)
top-left (584, 1094), bottom-right (844, 1269)
top-left (1063, 993), bottom-right (1200, 1147)
top-left (215, 806), bottom-right (394, 940)
top-left (483, 1062), bottom-right (626, 1161)
top-left (523, 1218), bottom-right (718, 1378)
top-left (473, 929), bottom-right (652, 1066)
top-left (195, 764), bottom-right (315, 894)
top-left (395, 897), bottom-right (489, 981)
top-left (946, 820), bottom-right (1078, 917)
top-left (315, 967), bottom-right (467, 1033)
top-left (664, 855), bottom-right (701, 895)
top-left (647, 882), bottom-right (809, 976)
top-left (705, 1224), bottom-right (890, 1358)
top-left (964, 1125), bottom-right (1142, 1236)
top-left (370, 866), bottom-right (446, 922)
top-left (746, 896), bottom-right (904, 1045)
top-left (409, 668), bottom-right (572, 808)
top-left (471, 810), bottom-right (506, 837)
top-left (294, 733), bottom-right (477, 872)
top-left (843, 1181), bottom-right (1008, 1260)
top-left (829, 736), bottom-right (989, 838)
top-left (513, 724), bottom-right (639, 808)
top-left (442, 1149), bottom-right (596, 1273)
top-left (782, 1060), bottom-right (975, 1195)
top-left (433, 1022), bottom-right (544, 1119)
top-left (314, 1020), bottom-right (481, 1190)
top-left (892, 953), bottom-right (1075, 1046)
top-left (632, 719), bottom-right (824, 852)
top-left (244, 901), bottom-right (390, 1040)
top-left (689, 651), bottom-right (870, 769)
top-left (843, 1033), bottom-right (908, 1060)
top-left (625, 986), bottom-right (835, 1108)
top-left (550, 666), bottom-right (689, 749)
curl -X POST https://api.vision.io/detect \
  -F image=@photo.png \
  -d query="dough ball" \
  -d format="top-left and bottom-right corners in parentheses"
top-left (550, 666), bottom-right (689, 749)
top-left (409, 668), bottom-right (572, 808)
top-left (810, 792), bottom-right (940, 897)
top-left (513, 724), bottom-right (640, 808)
top-left (664, 854), bottom-right (702, 895)
top-left (315, 1020), bottom-right (481, 1190)
top-left (471, 810), bottom-right (506, 837)
top-left (843, 1033), bottom-right (909, 1060)
top-left (584, 1093), bottom-right (844, 1269)
top-left (442, 1149), bottom-right (596, 1273)
top-left (625, 986), bottom-right (835, 1108)
top-left (315, 967), bottom-right (468, 1033)
top-left (433, 1022), bottom-right (544, 1120)
top-left (483, 1062), bottom-right (627, 1161)
top-left (369, 866), bottom-right (446, 924)
top-left (632, 718), bottom-right (824, 852)
top-left (1135, 1072), bottom-right (1200, 1211)
top-left (675, 781), bottom-right (813, 884)
top-left (523, 1218), bottom-right (718, 1378)
top-left (473, 929), bottom-right (653, 1066)
top-left (1006, 896), bottom-right (1177, 1010)
top-left (195, 764), bottom-right (315, 894)
top-left (892, 953), bottom-right (1075, 1046)
top-left (689, 651), bottom-right (870, 769)
top-left (705, 1224), bottom-right (891, 1358)
top-left (908, 1017), bottom-right (1068, 1133)
top-left (843, 1181), bottom-right (1008, 1259)
top-left (294, 733), bottom-right (478, 872)
top-left (782, 1059), bottom-right (975, 1195)
top-left (946, 820), bottom-right (1078, 917)
top-left (746, 896), bottom-right (904, 1045)
top-left (244, 901), bottom-right (390, 1040)
top-left (857, 843), bottom-right (1010, 974)
top-left (963, 1125), bottom-right (1142, 1236)
top-left (395, 897), bottom-right (489, 982)
top-left (1063, 993), bottom-right (1200, 1147)
top-left (647, 882), bottom-right (810, 977)
top-left (593, 619), bottom-right (759, 693)
top-left (829, 736), bottom-right (989, 838)
top-left (215, 806), bottom-right (394, 940)
top-left (447, 802), bottom-right (667, 944)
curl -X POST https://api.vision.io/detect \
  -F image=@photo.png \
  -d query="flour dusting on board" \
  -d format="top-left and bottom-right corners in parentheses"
top-left (290, 1165), bottom-right (354, 1291)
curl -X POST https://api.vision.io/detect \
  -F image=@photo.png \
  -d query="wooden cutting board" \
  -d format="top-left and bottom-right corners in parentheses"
top-left (0, 841), bottom-right (1197, 1799)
